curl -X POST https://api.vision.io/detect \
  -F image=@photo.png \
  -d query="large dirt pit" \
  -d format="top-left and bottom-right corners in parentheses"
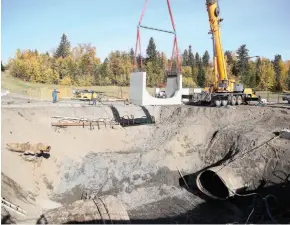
top-left (1, 104), bottom-right (290, 223)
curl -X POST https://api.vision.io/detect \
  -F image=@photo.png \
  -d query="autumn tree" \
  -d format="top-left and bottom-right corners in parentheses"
top-left (54, 34), bottom-right (71, 58)
top-left (7, 37), bottom-right (289, 90)
top-left (287, 69), bottom-right (290, 90)
top-left (256, 58), bottom-right (275, 91)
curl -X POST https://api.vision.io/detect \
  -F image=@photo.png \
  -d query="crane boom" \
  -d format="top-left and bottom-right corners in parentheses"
top-left (185, 0), bottom-right (261, 106)
top-left (206, 0), bottom-right (228, 85)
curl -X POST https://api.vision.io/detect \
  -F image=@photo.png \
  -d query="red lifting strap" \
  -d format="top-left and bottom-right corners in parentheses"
top-left (134, 0), bottom-right (180, 73)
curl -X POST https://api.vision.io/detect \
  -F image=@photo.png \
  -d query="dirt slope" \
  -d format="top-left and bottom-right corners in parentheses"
top-left (1, 104), bottom-right (290, 223)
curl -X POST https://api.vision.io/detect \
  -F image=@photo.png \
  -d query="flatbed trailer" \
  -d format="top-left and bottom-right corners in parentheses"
top-left (184, 91), bottom-right (260, 106)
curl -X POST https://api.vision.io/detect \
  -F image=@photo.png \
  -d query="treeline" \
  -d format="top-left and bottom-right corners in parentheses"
top-left (7, 33), bottom-right (290, 91)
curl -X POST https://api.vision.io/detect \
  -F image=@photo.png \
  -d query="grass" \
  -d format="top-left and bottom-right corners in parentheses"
top-left (2, 71), bottom-right (286, 102)
top-left (1, 71), bottom-right (154, 100)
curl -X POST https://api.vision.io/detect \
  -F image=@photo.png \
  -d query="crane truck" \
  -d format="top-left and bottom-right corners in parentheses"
top-left (189, 0), bottom-right (260, 106)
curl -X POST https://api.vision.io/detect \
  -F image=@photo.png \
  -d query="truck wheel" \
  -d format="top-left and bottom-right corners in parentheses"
top-left (236, 96), bottom-right (242, 105)
top-left (222, 100), bottom-right (228, 106)
top-left (231, 96), bottom-right (237, 105)
top-left (215, 100), bottom-right (221, 107)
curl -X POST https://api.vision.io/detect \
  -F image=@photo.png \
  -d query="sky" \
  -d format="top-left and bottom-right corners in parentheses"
top-left (1, 0), bottom-right (290, 63)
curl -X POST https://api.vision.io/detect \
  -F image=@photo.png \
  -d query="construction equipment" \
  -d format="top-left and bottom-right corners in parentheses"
top-left (282, 93), bottom-right (290, 104)
top-left (189, 0), bottom-right (260, 106)
top-left (73, 89), bottom-right (96, 101)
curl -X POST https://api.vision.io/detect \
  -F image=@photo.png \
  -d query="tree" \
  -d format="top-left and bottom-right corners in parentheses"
top-left (224, 50), bottom-right (234, 65)
top-left (287, 69), bottom-right (290, 90)
top-left (181, 66), bottom-right (192, 77)
top-left (54, 33), bottom-right (71, 58)
top-left (1, 61), bottom-right (5, 72)
top-left (197, 67), bottom-right (206, 87)
top-left (130, 48), bottom-right (135, 64)
top-left (187, 45), bottom-right (195, 67)
top-left (273, 54), bottom-right (287, 91)
top-left (202, 50), bottom-right (210, 67)
top-left (236, 44), bottom-right (249, 77)
top-left (195, 52), bottom-right (201, 67)
top-left (146, 37), bottom-right (157, 62)
top-left (256, 58), bottom-right (276, 91)
top-left (182, 49), bottom-right (189, 66)
top-left (157, 52), bottom-right (166, 69)
top-left (241, 61), bottom-right (256, 88)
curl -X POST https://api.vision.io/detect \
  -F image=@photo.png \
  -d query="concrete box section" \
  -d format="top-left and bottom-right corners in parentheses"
top-left (130, 72), bottom-right (182, 106)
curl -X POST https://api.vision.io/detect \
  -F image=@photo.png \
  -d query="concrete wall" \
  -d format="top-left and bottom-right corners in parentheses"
top-left (130, 72), bottom-right (182, 106)
top-left (166, 76), bottom-right (179, 98)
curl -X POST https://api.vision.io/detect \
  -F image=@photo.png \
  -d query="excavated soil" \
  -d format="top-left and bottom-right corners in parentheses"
top-left (1, 104), bottom-right (290, 223)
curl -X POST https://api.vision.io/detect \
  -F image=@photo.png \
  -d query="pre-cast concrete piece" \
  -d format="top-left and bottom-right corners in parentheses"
top-left (129, 72), bottom-right (182, 106)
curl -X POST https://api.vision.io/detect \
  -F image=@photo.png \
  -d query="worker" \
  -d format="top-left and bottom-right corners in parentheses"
top-left (52, 88), bottom-right (60, 103)
top-left (92, 91), bottom-right (98, 106)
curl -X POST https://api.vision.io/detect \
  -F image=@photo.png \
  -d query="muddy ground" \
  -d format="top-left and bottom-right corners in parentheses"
top-left (1, 103), bottom-right (290, 223)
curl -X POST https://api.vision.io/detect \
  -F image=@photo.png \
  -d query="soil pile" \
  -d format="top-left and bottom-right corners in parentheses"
top-left (2, 105), bottom-right (290, 223)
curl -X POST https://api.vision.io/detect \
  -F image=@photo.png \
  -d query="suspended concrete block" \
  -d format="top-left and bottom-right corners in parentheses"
top-left (129, 72), bottom-right (182, 106)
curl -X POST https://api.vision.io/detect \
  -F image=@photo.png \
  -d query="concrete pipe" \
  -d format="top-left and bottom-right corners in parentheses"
top-left (196, 165), bottom-right (244, 200)
top-left (35, 143), bottom-right (51, 153)
top-left (40, 195), bottom-right (130, 224)
top-left (196, 157), bottom-right (290, 201)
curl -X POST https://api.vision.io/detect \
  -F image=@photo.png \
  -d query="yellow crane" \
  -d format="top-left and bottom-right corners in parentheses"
top-left (193, 0), bottom-right (260, 106)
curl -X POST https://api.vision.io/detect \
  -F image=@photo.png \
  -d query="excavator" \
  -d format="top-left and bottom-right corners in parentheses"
top-left (191, 0), bottom-right (260, 106)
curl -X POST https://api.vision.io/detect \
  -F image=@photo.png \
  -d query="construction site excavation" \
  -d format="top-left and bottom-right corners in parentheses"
top-left (1, 101), bottom-right (290, 223)
top-left (1, 0), bottom-right (290, 224)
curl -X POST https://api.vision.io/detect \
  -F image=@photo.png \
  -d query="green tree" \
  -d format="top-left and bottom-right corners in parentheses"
top-left (202, 50), bottom-right (210, 67)
top-left (224, 50), bottom-right (234, 65)
top-left (195, 52), bottom-right (201, 66)
top-left (241, 61), bottom-right (256, 88)
top-left (187, 45), bottom-right (195, 67)
top-left (187, 46), bottom-right (196, 82)
top-left (272, 54), bottom-right (287, 91)
top-left (54, 33), bottom-right (71, 58)
top-left (146, 37), bottom-right (157, 63)
top-left (236, 44), bottom-right (249, 77)
top-left (197, 67), bottom-right (206, 87)
top-left (182, 49), bottom-right (189, 66)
